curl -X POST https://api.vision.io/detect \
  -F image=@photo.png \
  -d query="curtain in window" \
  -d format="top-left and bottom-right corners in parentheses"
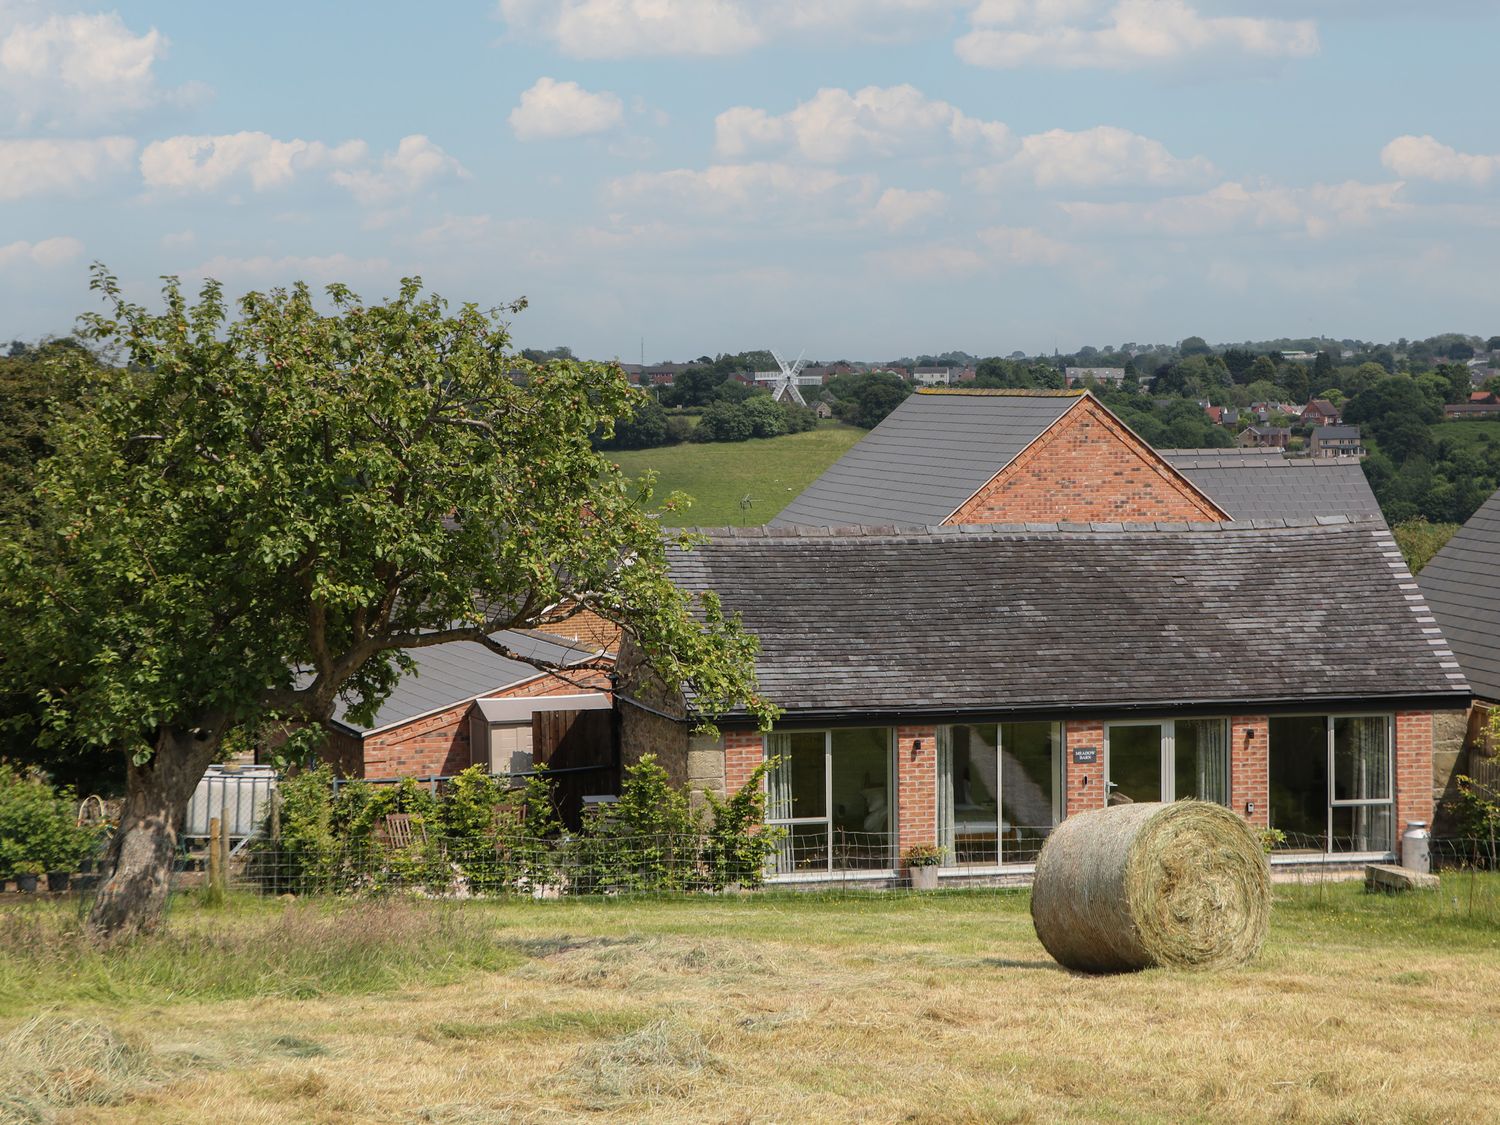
top-left (1334, 717), bottom-right (1391, 802)
top-left (766, 733), bottom-right (794, 822)
top-left (1196, 720), bottom-right (1226, 804)
top-left (936, 726), bottom-right (955, 866)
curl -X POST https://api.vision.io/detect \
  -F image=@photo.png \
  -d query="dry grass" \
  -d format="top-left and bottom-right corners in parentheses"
top-left (0, 881), bottom-right (1497, 1122)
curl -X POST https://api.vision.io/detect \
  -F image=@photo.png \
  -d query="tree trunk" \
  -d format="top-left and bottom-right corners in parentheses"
top-left (87, 724), bottom-right (221, 940)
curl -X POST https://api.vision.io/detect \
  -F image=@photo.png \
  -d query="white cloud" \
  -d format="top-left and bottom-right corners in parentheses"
top-left (977, 224), bottom-right (1075, 264)
top-left (0, 235), bottom-right (84, 269)
top-left (0, 136), bottom-right (135, 201)
top-left (161, 229), bottom-right (195, 248)
top-left (606, 161), bottom-right (876, 218)
top-left (509, 77), bottom-right (625, 140)
top-left (1061, 178), bottom-right (1406, 237)
top-left (973, 125), bottom-right (1215, 188)
top-left (956, 0), bottom-right (1319, 69)
top-left (190, 253), bottom-right (394, 284)
top-left (498, 0), bottom-right (967, 57)
top-left (1381, 135), bottom-right (1499, 185)
top-left (715, 84), bottom-right (1010, 163)
top-left (139, 132), bottom-right (463, 204)
top-left (870, 187), bottom-right (946, 230)
top-left (0, 9), bottom-right (201, 127)
top-left (329, 135), bottom-right (466, 205)
top-left (140, 132), bottom-right (366, 193)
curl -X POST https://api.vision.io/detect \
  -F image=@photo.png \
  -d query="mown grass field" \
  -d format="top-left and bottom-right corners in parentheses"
top-left (607, 423), bottom-right (865, 527)
top-left (2, 877), bottom-right (1499, 1123)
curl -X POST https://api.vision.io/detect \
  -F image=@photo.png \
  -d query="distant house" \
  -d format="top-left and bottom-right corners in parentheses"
top-left (814, 400), bottom-right (834, 420)
top-left (1308, 425), bottom-right (1364, 459)
top-left (1470, 391), bottom-right (1498, 405)
top-left (1443, 402), bottom-right (1500, 419)
top-left (912, 366), bottom-right (953, 386)
top-left (1302, 399), bottom-right (1342, 426)
top-left (1204, 405), bottom-right (1225, 425)
top-left (1238, 425), bottom-right (1291, 449)
top-left (1064, 366), bottom-right (1126, 388)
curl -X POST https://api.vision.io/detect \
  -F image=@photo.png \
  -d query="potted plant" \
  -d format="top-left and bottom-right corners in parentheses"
top-left (13, 860), bottom-right (44, 893)
top-left (903, 844), bottom-right (946, 891)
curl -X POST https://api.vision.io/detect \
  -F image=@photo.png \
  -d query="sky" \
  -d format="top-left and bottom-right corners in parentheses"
top-left (2, 0), bottom-right (1499, 362)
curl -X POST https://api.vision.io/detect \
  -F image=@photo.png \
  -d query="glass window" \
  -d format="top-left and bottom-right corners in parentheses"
top-left (767, 729), bottom-right (893, 873)
top-left (938, 722), bottom-right (1060, 867)
top-left (1175, 719), bottom-right (1228, 804)
top-left (1000, 722), bottom-right (1058, 864)
top-left (1269, 715), bottom-right (1394, 854)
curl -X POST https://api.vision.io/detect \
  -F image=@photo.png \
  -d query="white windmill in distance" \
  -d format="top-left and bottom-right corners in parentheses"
top-left (769, 348), bottom-right (809, 406)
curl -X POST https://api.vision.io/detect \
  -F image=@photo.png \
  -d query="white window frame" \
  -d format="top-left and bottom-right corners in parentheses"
top-left (1103, 718), bottom-right (1230, 805)
top-left (765, 728), bottom-right (897, 873)
top-left (938, 721), bottom-right (1063, 868)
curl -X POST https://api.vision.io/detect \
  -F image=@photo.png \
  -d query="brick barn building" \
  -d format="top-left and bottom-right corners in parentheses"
top-left (618, 390), bottom-right (1470, 882)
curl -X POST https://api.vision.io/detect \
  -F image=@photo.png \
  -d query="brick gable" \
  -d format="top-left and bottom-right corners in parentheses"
top-left (946, 397), bottom-right (1228, 524)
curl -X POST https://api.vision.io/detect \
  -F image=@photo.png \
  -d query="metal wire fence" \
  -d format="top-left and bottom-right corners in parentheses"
top-left (221, 832), bottom-right (787, 898)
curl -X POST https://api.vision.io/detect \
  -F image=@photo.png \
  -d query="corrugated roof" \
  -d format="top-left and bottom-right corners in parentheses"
top-left (331, 630), bottom-right (604, 734)
top-left (666, 521), bottom-right (1466, 719)
top-left (771, 390), bottom-right (1081, 527)
top-left (1160, 451), bottom-right (1384, 523)
top-left (1417, 487), bottom-right (1500, 701)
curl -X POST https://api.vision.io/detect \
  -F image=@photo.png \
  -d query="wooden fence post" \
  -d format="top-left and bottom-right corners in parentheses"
top-left (207, 816), bottom-right (222, 899)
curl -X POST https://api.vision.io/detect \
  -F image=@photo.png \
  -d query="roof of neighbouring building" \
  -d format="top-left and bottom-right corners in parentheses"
top-left (771, 389), bottom-right (1084, 527)
top-left (330, 630), bottom-right (607, 735)
top-left (1160, 450), bottom-right (1383, 522)
top-left (1417, 487), bottom-right (1500, 702)
top-left (1313, 425), bottom-right (1361, 441)
top-left (660, 521), bottom-right (1467, 720)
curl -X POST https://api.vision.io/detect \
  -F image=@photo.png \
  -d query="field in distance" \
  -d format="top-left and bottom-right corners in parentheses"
top-left (608, 423), bottom-right (865, 526)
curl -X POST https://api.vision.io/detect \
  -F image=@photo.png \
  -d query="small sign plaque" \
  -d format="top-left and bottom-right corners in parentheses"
top-left (1071, 746), bottom-right (1098, 765)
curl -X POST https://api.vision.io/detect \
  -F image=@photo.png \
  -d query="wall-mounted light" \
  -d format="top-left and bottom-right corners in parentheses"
top-left (1246, 801), bottom-right (1256, 815)
top-left (911, 739), bottom-right (922, 757)
top-left (1242, 727), bottom-right (1255, 739)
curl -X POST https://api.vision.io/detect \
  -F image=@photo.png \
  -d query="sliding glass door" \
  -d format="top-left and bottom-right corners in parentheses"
top-left (767, 728), bottom-right (895, 873)
top-left (937, 722), bottom-right (1061, 865)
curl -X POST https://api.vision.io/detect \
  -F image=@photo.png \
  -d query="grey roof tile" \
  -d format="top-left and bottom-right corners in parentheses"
top-left (1160, 451), bottom-right (1384, 523)
top-left (1417, 487), bottom-right (1500, 701)
top-left (332, 630), bottom-right (603, 734)
top-left (771, 391), bottom-right (1079, 527)
top-left (670, 523), bottom-right (1465, 719)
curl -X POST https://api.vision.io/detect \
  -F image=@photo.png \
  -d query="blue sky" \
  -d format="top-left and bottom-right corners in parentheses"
top-left (3, 0), bottom-right (1498, 361)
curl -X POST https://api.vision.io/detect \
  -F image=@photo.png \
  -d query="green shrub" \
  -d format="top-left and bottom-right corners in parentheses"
top-left (701, 758), bottom-right (782, 890)
top-left (0, 767), bottom-right (101, 876)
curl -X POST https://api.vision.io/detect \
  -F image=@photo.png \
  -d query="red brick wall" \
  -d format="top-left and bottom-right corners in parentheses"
top-left (1395, 711), bottom-right (1436, 833)
top-left (946, 397), bottom-right (1227, 524)
top-left (895, 726), bottom-right (936, 852)
top-left (725, 730), bottom-right (764, 794)
top-left (1229, 715), bottom-right (1269, 829)
top-left (1064, 720), bottom-right (1105, 816)
top-left (359, 669), bottom-right (612, 779)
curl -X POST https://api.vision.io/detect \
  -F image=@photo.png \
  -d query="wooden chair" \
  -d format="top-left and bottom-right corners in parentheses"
top-left (382, 813), bottom-right (427, 849)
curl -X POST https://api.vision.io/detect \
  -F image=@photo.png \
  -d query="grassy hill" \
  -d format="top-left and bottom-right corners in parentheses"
top-left (1432, 419), bottom-right (1500, 452)
top-left (607, 423), bottom-right (865, 526)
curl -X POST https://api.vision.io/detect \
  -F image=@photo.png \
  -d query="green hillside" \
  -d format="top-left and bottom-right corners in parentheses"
top-left (1432, 419), bottom-right (1500, 453)
top-left (607, 423), bottom-right (865, 526)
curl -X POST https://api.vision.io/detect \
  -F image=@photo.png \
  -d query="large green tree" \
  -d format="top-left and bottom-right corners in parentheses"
top-left (0, 269), bottom-right (772, 938)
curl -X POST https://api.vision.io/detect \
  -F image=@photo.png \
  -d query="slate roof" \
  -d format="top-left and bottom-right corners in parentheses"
top-left (331, 630), bottom-right (605, 735)
top-left (771, 390), bottom-right (1082, 527)
top-left (1161, 450), bottom-right (1384, 523)
top-left (664, 521), bottom-right (1467, 720)
top-left (1417, 487), bottom-right (1500, 701)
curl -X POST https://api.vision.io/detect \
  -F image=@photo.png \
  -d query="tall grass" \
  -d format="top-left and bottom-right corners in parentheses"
top-left (0, 895), bottom-right (522, 1016)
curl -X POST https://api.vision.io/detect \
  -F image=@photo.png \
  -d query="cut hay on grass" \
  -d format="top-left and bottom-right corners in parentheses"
top-left (0, 1015), bottom-right (158, 1124)
top-left (1031, 800), bottom-right (1271, 973)
top-left (559, 1018), bottom-right (721, 1107)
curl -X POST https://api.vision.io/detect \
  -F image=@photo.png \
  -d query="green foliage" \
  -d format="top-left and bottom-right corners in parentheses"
top-left (902, 844), bottom-right (945, 867)
top-left (0, 767), bottom-right (101, 875)
top-left (570, 754), bottom-right (703, 893)
top-left (701, 758), bottom-right (782, 891)
top-left (825, 371), bottom-right (912, 428)
top-left (1392, 518), bottom-right (1459, 575)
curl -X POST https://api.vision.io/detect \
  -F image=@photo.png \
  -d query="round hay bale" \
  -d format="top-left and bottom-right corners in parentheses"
top-left (1030, 800), bottom-right (1270, 974)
